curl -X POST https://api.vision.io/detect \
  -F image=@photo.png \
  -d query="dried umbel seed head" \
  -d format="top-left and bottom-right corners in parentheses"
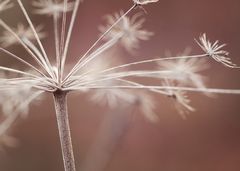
top-left (196, 33), bottom-right (238, 68)
top-left (133, 0), bottom-right (159, 5)
top-left (157, 54), bottom-right (209, 90)
top-left (32, 0), bottom-right (75, 17)
top-left (0, 24), bottom-right (46, 47)
top-left (162, 79), bottom-right (195, 119)
top-left (0, 0), bottom-right (239, 158)
top-left (81, 53), bottom-right (136, 108)
top-left (99, 12), bottom-right (153, 53)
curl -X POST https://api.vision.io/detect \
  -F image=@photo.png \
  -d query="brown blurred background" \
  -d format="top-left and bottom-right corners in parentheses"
top-left (1, 0), bottom-right (240, 171)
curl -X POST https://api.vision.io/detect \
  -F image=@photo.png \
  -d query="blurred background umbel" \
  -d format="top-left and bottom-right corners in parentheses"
top-left (0, 0), bottom-right (240, 171)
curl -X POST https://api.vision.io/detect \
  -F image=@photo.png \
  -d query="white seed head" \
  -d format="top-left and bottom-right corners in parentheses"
top-left (90, 88), bottom-right (135, 108)
top-left (0, 24), bottom-right (46, 47)
top-left (0, 0), bottom-right (239, 144)
top-left (2, 87), bottom-right (29, 115)
top-left (32, 0), bottom-right (75, 17)
top-left (196, 33), bottom-right (238, 68)
top-left (158, 49), bottom-right (209, 89)
top-left (99, 12), bottom-right (153, 53)
top-left (77, 53), bottom-right (136, 108)
top-left (0, 71), bottom-right (44, 116)
top-left (162, 79), bottom-right (195, 118)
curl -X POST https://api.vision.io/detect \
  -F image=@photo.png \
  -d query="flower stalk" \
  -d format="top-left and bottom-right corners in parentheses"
top-left (53, 90), bottom-right (76, 171)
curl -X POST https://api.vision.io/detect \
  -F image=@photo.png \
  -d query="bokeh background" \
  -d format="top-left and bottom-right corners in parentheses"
top-left (1, 0), bottom-right (240, 171)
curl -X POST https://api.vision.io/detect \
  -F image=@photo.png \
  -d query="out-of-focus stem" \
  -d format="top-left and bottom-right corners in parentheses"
top-left (81, 103), bottom-right (133, 171)
top-left (53, 90), bottom-right (76, 171)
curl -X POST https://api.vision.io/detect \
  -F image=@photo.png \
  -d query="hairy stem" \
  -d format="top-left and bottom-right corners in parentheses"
top-left (53, 91), bottom-right (76, 171)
